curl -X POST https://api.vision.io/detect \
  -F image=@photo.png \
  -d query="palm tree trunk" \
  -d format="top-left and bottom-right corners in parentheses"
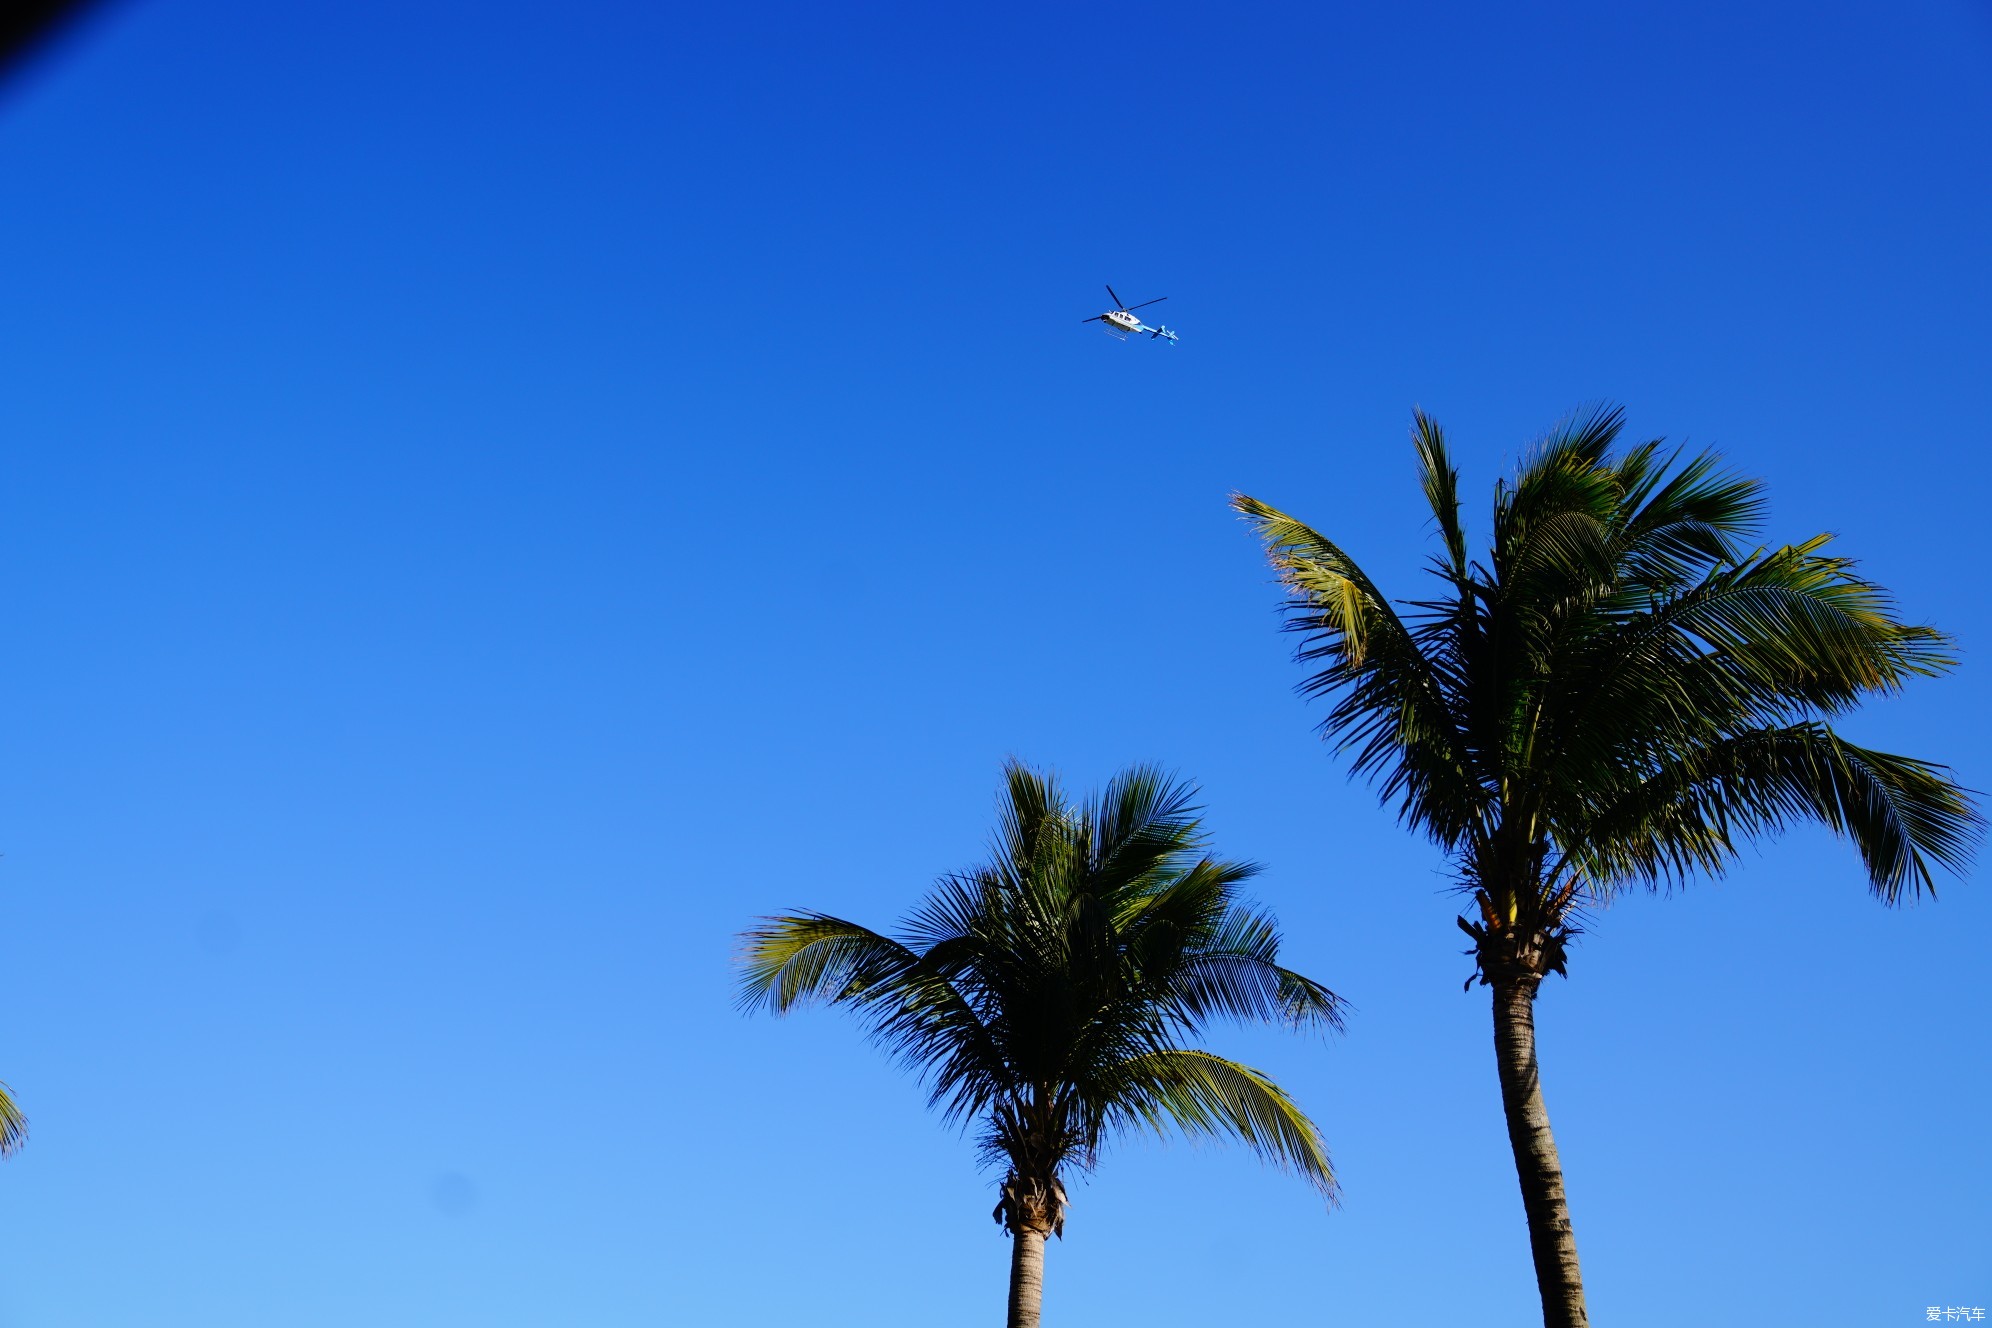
top-left (1005, 1226), bottom-right (1047, 1328)
top-left (1491, 976), bottom-right (1588, 1328)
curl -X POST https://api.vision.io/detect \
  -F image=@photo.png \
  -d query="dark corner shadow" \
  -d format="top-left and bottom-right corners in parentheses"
top-left (1, 0), bottom-right (121, 96)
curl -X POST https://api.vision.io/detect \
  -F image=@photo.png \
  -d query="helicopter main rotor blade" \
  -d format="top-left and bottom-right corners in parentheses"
top-left (1123, 297), bottom-right (1168, 312)
top-left (1105, 284), bottom-right (1124, 310)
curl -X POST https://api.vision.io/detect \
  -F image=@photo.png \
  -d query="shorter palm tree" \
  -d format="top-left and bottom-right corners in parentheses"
top-left (739, 762), bottom-right (1342, 1328)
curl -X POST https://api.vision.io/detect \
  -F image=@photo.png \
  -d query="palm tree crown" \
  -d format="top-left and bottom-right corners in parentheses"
top-left (739, 762), bottom-right (1342, 1244)
top-left (1237, 405), bottom-right (1976, 961)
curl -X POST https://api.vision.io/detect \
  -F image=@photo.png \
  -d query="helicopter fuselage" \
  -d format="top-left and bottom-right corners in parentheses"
top-left (1100, 310), bottom-right (1173, 340)
top-left (1084, 287), bottom-right (1177, 343)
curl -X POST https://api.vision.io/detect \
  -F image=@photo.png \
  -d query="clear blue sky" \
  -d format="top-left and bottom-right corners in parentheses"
top-left (0, 1), bottom-right (1987, 1324)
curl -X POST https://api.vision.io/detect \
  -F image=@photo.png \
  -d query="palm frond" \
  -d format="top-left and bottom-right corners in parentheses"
top-left (1115, 853), bottom-right (1258, 939)
top-left (1414, 409), bottom-right (1469, 578)
top-left (1109, 1048), bottom-right (1337, 1200)
top-left (737, 910), bottom-right (1009, 1123)
top-left (1165, 949), bottom-right (1347, 1031)
top-left (1492, 404), bottom-right (1626, 582)
top-left (993, 760), bottom-right (1064, 893)
top-left (1121, 868), bottom-right (1345, 1031)
top-left (1086, 764), bottom-right (1204, 899)
top-left (1536, 402), bottom-right (1626, 471)
top-left (0, 1081), bottom-right (24, 1159)
top-left (1232, 492), bottom-right (1481, 848)
top-left (1570, 723), bottom-right (1980, 902)
top-left (736, 912), bottom-right (922, 1013)
top-left (1232, 493), bottom-right (1413, 669)
top-left (1615, 446), bottom-right (1763, 586)
top-left (1535, 535), bottom-right (1962, 824)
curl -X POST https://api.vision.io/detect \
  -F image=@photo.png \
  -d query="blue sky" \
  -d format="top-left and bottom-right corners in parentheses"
top-left (0, 1), bottom-right (1987, 1324)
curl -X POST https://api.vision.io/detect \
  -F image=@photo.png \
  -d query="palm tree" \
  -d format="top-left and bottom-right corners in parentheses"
top-left (1233, 406), bottom-right (1978, 1328)
top-left (738, 761), bottom-right (1342, 1328)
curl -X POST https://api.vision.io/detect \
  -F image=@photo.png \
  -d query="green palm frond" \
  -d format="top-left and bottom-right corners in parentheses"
top-left (1123, 869), bottom-right (1345, 1030)
top-left (737, 911), bottom-right (1007, 1122)
top-left (1570, 723), bottom-right (1978, 902)
top-left (1164, 947), bottom-right (1346, 1031)
top-left (736, 912), bottom-right (916, 1012)
top-left (1109, 1048), bottom-right (1336, 1200)
top-left (1615, 446), bottom-right (1763, 585)
top-left (1232, 494), bottom-right (1414, 669)
top-left (0, 1080), bottom-right (25, 1158)
top-left (1232, 493), bottom-right (1481, 849)
top-left (993, 762), bottom-right (1066, 894)
top-left (1491, 404), bottom-right (1627, 582)
top-left (1414, 410), bottom-right (1469, 578)
top-left (1534, 538), bottom-right (1958, 816)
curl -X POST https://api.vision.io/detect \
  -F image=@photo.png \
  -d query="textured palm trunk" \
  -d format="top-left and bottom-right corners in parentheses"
top-left (1005, 1226), bottom-right (1047, 1328)
top-left (1492, 976), bottom-right (1588, 1328)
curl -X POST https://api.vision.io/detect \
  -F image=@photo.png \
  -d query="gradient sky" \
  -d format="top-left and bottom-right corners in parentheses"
top-left (1, 2), bottom-right (1988, 1324)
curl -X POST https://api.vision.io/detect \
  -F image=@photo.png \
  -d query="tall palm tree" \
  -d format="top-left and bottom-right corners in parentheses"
top-left (1233, 406), bottom-right (1978, 1328)
top-left (738, 762), bottom-right (1342, 1328)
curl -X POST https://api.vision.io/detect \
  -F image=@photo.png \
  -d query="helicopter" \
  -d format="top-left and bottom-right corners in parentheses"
top-left (1083, 285), bottom-right (1178, 344)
